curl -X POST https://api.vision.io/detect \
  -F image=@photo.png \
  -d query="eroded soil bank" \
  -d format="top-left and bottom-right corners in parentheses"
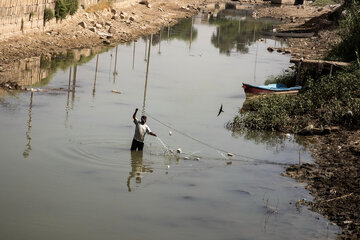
top-left (283, 130), bottom-right (360, 239)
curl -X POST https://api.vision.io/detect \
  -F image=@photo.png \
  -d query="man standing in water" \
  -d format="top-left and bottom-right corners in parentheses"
top-left (131, 108), bottom-right (157, 151)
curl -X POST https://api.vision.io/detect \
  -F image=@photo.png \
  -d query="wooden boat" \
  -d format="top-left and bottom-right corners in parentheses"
top-left (242, 83), bottom-right (301, 95)
top-left (261, 31), bottom-right (315, 38)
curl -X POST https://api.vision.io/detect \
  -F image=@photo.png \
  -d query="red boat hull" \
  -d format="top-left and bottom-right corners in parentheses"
top-left (242, 84), bottom-right (299, 96)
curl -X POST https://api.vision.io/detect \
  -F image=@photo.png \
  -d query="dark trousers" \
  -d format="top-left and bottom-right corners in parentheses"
top-left (131, 139), bottom-right (144, 151)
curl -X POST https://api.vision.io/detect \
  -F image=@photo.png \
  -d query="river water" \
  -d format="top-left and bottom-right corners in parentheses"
top-left (0, 11), bottom-right (339, 240)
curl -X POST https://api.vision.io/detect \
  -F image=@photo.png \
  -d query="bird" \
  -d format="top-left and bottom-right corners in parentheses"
top-left (217, 104), bottom-right (224, 116)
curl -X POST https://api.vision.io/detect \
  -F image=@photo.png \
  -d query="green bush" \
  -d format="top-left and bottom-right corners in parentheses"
top-left (67, 0), bottom-right (79, 15)
top-left (55, 0), bottom-right (79, 20)
top-left (265, 71), bottom-right (297, 87)
top-left (327, 4), bottom-right (360, 61)
top-left (44, 8), bottom-right (54, 23)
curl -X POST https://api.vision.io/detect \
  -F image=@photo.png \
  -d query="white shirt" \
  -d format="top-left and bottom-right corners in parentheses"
top-left (133, 119), bottom-right (151, 143)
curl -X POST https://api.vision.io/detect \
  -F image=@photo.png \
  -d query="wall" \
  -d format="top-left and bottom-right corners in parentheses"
top-left (0, 0), bottom-right (103, 39)
top-left (0, 0), bottom-right (57, 38)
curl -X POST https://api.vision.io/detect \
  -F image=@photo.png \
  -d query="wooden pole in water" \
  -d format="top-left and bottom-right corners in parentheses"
top-left (72, 65), bottom-right (77, 108)
top-left (253, 42), bottom-right (259, 82)
top-left (189, 17), bottom-right (193, 51)
top-left (158, 30), bottom-right (162, 54)
top-left (142, 35), bottom-right (152, 114)
top-left (65, 67), bottom-right (72, 123)
top-left (132, 40), bottom-right (136, 70)
top-left (144, 36), bottom-right (148, 61)
top-left (113, 46), bottom-right (118, 83)
top-left (167, 26), bottom-right (170, 41)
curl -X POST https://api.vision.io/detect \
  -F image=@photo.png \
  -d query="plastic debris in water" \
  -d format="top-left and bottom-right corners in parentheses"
top-left (184, 157), bottom-right (189, 160)
top-left (166, 165), bottom-right (170, 169)
top-left (195, 157), bottom-right (200, 161)
top-left (112, 90), bottom-right (121, 94)
top-left (169, 131), bottom-right (172, 136)
top-left (227, 153), bottom-right (233, 157)
top-left (285, 133), bottom-right (291, 138)
top-left (177, 148), bottom-right (182, 154)
top-left (226, 161), bottom-right (232, 165)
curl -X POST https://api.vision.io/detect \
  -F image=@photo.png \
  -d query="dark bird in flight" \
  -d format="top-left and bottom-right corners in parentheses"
top-left (217, 104), bottom-right (224, 116)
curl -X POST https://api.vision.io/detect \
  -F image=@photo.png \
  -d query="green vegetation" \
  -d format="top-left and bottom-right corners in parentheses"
top-left (264, 72), bottom-right (297, 87)
top-left (228, 65), bottom-right (360, 133)
top-left (228, 1), bottom-right (360, 134)
top-left (44, 8), bottom-right (54, 23)
top-left (327, 2), bottom-right (360, 61)
top-left (55, 0), bottom-right (79, 20)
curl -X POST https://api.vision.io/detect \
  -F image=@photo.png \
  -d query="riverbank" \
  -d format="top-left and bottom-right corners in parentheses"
top-left (0, 0), bottom-right (220, 83)
top-left (0, 0), bottom-right (340, 85)
top-left (227, 0), bottom-right (360, 238)
top-left (283, 129), bottom-right (360, 239)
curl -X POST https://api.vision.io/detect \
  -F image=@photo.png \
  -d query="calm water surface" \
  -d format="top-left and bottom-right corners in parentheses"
top-left (0, 12), bottom-right (339, 239)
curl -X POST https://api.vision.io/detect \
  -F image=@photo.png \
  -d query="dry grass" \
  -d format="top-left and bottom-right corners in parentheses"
top-left (85, 0), bottom-right (113, 13)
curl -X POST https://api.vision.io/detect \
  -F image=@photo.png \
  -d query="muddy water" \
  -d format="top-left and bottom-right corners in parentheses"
top-left (0, 12), bottom-right (339, 240)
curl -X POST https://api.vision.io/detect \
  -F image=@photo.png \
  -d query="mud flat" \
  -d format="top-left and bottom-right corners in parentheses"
top-left (283, 130), bottom-right (360, 239)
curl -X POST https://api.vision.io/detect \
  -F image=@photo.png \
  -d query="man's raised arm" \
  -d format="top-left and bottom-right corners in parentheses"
top-left (133, 108), bottom-right (138, 121)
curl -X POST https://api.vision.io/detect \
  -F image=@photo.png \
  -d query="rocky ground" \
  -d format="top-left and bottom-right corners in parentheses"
top-left (252, 1), bottom-right (342, 59)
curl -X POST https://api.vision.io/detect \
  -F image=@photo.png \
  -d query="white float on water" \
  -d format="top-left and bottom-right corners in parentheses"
top-left (177, 148), bottom-right (182, 154)
top-left (227, 153), bottom-right (233, 157)
top-left (169, 131), bottom-right (172, 136)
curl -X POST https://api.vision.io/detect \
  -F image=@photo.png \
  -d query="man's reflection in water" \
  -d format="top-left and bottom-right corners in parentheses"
top-left (127, 151), bottom-right (153, 192)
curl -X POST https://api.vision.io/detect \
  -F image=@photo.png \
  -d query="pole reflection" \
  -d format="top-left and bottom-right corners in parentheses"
top-left (93, 54), bottom-right (99, 98)
top-left (23, 91), bottom-right (34, 158)
top-left (132, 40), bottom-right (136, 70)
top-left (113, 46), bottom-right (118, 83)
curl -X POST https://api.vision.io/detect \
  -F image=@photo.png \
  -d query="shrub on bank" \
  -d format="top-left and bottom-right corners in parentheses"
top-left (44, 8), bottom-right (54, 24)
top-left (55, 0), bottom-right (79, 20)
top-left (327, 3), bottom-right (360, 61)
